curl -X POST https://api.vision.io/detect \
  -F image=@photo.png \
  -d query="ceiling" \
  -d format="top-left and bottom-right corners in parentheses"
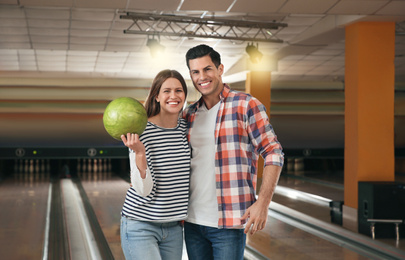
top-left (0, 0), bottom-right (405, 148)
top-left (0, 0), bottom-right (404, 83)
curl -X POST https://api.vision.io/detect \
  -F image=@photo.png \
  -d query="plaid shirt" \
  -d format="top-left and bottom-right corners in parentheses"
top-left (183, 84), bottom-right (284, 228)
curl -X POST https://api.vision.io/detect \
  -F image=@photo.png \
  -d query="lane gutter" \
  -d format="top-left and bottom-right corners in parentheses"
top-left (42, 183), bottom-right (52, 260)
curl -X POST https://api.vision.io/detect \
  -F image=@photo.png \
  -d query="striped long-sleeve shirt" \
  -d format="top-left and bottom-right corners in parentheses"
top-left (121, 119), bottom-right (190, 222)
top-left (183, 84), bottom-right (284, 228)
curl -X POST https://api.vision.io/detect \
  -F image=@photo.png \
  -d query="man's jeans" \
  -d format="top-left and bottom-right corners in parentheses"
top-left (120, 216), bottom-right (183, 260)
top-left (184, 222), bottom-right (246, 260)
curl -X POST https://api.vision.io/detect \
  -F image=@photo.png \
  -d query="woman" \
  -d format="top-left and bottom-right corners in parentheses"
top-left (120, 69), bottom-right (190, 260)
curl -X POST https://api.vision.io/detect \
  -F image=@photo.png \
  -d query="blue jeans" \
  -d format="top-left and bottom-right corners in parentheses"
top-left (120, 216), bottom-right (183, 260)
top-left (184, 222), bottom-right (246, 260)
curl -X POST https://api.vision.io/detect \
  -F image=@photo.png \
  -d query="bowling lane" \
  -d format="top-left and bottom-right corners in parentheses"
top-left (246, 211), bottom-right (369, 260)
top-left (277, 172), bottom-right (344, 200)
top-left (273, 172), bottom-right (405, 254)
top-left (0, 172), bottom-right (50, 260)
top-left (272, 173), bottom-right (344, 224)
top-left (79, 171), bottom-right (127, 260)
top-left (80, 170), bottom-right (377, 260)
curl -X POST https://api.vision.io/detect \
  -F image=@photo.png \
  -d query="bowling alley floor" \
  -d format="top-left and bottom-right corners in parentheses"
top-left (77, 169), bottom-right (405, 259)
top-left (271, 170), bottom-right (405, 253)
top-left (2, 166), bottom-right (404, 260)
top-left (0, 173), bottom-right (50, 260)
top-left (273, 170), bottom-right (344, 223)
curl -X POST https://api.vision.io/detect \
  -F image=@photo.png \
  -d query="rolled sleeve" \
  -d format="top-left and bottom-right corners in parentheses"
top-left (247, 98), bottom-right (284, 167)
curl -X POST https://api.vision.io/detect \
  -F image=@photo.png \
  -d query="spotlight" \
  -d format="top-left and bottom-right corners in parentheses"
top-left (246, 43), bottom-right (263, 64)
top-left (147, 37), bottom-right (165, 58)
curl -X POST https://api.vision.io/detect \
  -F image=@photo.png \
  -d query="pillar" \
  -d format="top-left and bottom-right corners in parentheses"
top-left (344, 22), bottom-right (395, 230)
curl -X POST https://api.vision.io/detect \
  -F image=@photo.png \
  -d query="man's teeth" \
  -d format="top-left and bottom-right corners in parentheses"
top-left (201, 82), bottom-right (210, 87)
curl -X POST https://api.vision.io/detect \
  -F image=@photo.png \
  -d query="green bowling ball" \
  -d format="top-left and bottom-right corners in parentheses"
top-left (103, 97), bottom-right (147, 140)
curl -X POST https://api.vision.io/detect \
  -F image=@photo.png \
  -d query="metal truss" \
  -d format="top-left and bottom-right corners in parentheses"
top-left (120, 12), bottom-right (288, 43)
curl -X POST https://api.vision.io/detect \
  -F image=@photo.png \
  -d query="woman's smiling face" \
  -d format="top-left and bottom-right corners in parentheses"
top-left (155, 77), bottom-right (186, 115)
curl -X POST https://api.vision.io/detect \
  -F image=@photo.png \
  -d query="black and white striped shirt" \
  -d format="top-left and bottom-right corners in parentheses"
top-left (121, 119), bottom-right (190, 222)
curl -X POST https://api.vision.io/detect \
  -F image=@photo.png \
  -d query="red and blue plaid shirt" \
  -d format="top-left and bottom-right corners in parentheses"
top-left (183, 84), bottom-right (284, 228)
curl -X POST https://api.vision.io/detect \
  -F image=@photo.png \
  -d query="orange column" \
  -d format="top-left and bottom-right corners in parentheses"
top-left (344, 22), bottom-right (395, 212)
top-left (245, 71), bottom-right (272, 184)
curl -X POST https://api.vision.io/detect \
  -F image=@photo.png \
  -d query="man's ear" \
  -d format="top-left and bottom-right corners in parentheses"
top-left (218, 64), bottom-right (224, 76)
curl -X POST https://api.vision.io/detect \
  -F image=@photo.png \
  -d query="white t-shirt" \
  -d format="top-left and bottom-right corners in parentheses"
top-left (186, 101), bottom-right (220, 227)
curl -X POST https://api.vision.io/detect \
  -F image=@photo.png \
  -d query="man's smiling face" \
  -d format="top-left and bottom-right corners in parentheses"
top-left (189, 54), bottom-right (224, 99)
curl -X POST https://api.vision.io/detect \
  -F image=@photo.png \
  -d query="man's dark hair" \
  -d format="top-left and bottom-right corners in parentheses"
top-left (185, 44), bottom-right (221, 69)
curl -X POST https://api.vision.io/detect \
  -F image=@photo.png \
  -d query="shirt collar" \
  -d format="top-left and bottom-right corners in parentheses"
top-left (219, 84), bottom-right (231, 101)
top-left (193, 83), bottom-right (230, 112)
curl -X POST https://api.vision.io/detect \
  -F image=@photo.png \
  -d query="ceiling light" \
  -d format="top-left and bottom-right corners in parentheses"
top-left (146, 37), bottom-right (165, 58)
top-left (246, 43), bottom-right (263, 64)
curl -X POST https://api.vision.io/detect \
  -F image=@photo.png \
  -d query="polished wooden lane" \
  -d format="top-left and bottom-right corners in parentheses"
top-left (1, 168), bottom-right (402, 260)
top-left (79, 171), bottom-right (127, 260)
top-left (80, 171), bottom-right (375, 260)
top-left (0, 172), bottom-right (50, 260)
top-left (247, 217), bottom-right (369, 260)
top-left (271, 172), bottom-right (405, 254)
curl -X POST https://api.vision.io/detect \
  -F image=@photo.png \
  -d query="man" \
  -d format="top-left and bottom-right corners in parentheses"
top-left (183, 44), bottom-right (284, 260)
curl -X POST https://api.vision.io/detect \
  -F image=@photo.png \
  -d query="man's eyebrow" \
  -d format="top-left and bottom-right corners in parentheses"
top-left (190, 65), bottom-right (213, 72)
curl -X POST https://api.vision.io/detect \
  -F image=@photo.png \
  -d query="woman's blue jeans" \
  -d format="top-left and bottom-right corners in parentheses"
top-left (120, 216), bottom-right (183, 260)
top-left (184, 222), bottom-right (246, 260)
